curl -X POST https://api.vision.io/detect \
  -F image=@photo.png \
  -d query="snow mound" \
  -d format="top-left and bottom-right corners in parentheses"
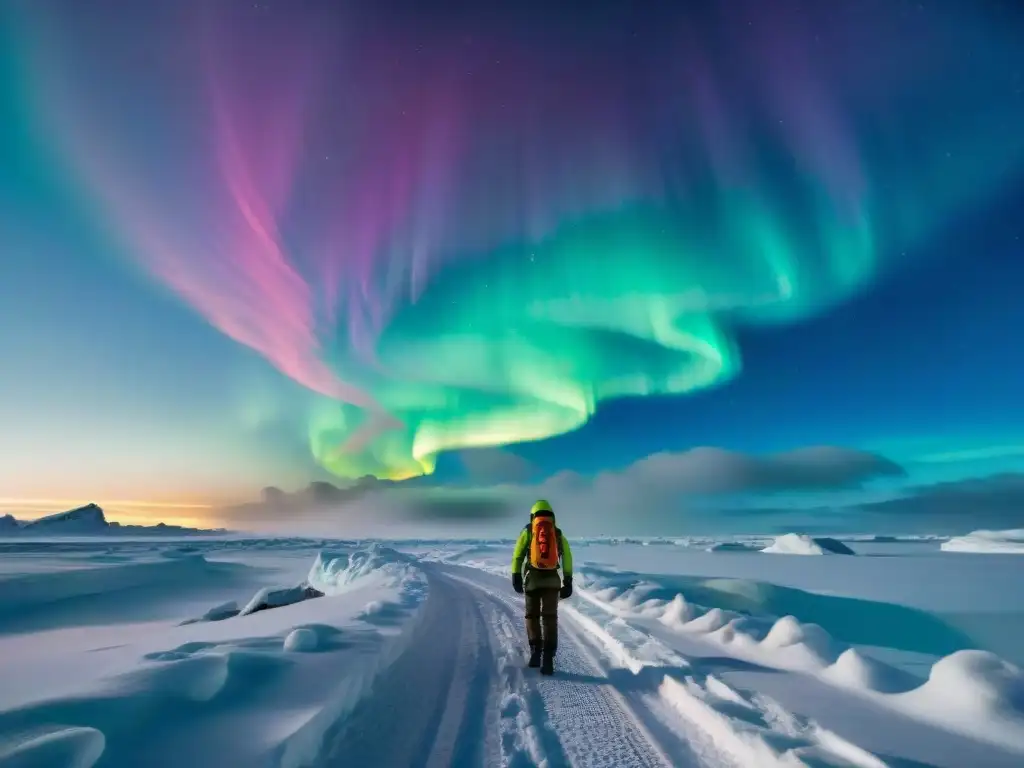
top-left (308, 544), bottom-right (412, 595)
top-left (761, 615), bottom-right (839, 667)
top-left (231, 546), bottom-right (414, 619)
top-left (659, 594), bottom-right (693, 626)
top-left (235, 546), bottom-right (402, 619)
top-left (0, 726), bottom-right (106, 768)
top-left (685, 607), bottom-right (735, 634)
top-left (896, 650), bottom-right (1024, 751)
top-left (181, 600), bottom-right (240, 624)
top-left (762, 533), bottom-right (856, 555)
top-left (283, 627), bottom-right (319, 652)
top-left (239, 584), bottom-right (324, 616)
top-left (824, 648), bottom-right (916, 693)
top-left (942, 529), bottom-right (1024, 554)
top-left (917, 651), bottom-right (1024, 715)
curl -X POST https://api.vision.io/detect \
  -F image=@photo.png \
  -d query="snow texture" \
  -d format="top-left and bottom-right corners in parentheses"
top-left (942, 529), bottom-right (1024, 554)
top-left (283, 627), bottom-right (319, 652)
top-left (0, 535), bottom-right (1022, 767)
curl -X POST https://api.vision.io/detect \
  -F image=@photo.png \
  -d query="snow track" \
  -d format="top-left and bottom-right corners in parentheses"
top-left (470, 576), bottom-right (675, 768)
top-left (322, 572), bottom-right (499, 767)
top-left (324, 561), bottom-right (790, 768)
top-left (318, 559), bottom-right (974, 767)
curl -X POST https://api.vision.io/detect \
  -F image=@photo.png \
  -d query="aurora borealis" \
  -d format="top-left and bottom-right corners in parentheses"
top-left (2, 0), bottom-right (1023, 525)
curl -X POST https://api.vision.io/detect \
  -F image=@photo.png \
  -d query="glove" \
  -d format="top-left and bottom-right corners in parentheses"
top-left (560, 575), bottom-right (573, 599)
top-left (512, 572), bottom-right (524, 594)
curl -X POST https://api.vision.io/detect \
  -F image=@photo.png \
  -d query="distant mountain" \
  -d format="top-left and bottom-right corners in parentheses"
top-left (24, 503), bottom-right (108, 533)
top-left (0, 503), bottom-right (224, 537)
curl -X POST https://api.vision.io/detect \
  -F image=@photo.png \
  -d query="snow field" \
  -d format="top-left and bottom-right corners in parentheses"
top-left (2, 535), bottom-right (1024, 767)
top-left (0, 544), bottom-right (429, 768)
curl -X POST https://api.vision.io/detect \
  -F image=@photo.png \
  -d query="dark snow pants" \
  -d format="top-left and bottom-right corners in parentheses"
top-left (525, 587), bottom-right (560, 652)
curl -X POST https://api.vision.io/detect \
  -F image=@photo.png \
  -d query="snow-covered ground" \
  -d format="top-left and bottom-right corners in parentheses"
top-left (941, 528), bottom-right (1024, 554)
top-left (1, 534), bottom-right (1023, 767)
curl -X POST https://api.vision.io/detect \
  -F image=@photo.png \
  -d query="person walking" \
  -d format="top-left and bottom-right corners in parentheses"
top-left (511, 499), bottom-right (574, 675)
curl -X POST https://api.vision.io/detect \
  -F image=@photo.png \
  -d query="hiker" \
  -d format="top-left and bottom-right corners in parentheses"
top-left (511, 499), bottom-right (574, 675)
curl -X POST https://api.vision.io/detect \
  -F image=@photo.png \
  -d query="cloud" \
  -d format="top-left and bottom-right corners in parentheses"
top-left (221, 482), bottom-right (520, 537)
top-left (699, 472), bottom-right (1024, 536)
top-left (915, 446), bottom-right (1024, 464)
top-left (385, 492), bottom-right (517, 523)
top-left (591, 446), bottom-right (905, 497)
top-left (456, 447), bottom-right (537, 484)
top-left (514, 446), bottom-right (905, 536)
top-left (220, 445), bottom-right (907, 536)
top-left (854, 472), bottom-right (1024, 530)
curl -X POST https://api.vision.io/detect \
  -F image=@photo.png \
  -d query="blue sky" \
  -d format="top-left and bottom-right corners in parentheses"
top-left (2, 0), bottom-right (1022, 531)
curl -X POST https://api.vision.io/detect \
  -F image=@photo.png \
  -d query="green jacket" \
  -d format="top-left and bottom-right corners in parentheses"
top-left (511, 522), bottom-right (573, 592)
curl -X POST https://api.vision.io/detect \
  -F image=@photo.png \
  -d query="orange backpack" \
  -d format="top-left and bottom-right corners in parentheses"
top-left (529, 516), bottom-right (560, 570)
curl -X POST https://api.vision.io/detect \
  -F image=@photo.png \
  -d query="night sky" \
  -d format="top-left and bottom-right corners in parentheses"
top-left (1, 0), bottom-right (1022, 531)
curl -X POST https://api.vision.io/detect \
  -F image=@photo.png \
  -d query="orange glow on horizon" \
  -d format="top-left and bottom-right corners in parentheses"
top-left (1, 498), bottom-right (227, 529)
top-left (1, 498), bottom-right (214, 510)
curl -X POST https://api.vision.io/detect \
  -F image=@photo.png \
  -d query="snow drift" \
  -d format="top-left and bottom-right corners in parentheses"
top-left (183, 544), bottom-right (419, 622)
top-left (893, 650), bottom-right (1024, 750)
top-left (239, 584), bottom-right (324, 617)
top-left (575, 566), bottom-right (976, 658)
top-left (942, 529), bottom-right (1024, 554)
top-left (307, 544), bottom-right (415, 595)
top-left (0, 553), bottom-right (252, 634)
top-left (572, 567), bottom-right (1024, 752)
top-left (0, 543), bottom-right (430, 768)
top-left (762, 533), bottom-right (856, 555)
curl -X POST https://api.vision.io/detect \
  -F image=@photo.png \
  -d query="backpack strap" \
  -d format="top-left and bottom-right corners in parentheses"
top-left (523, 523), bottom-right (532, 570)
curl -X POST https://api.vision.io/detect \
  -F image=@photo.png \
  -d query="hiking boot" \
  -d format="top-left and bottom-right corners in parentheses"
top-left (540, 649), bottom-right (555, 675)
top-left (528, 643), bottom-right (542, 668)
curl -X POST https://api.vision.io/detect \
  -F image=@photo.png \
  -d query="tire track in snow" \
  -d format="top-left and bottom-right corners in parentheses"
top-left (556, 608), bottom-right (721, 768)
top-left (443, 563), bottom-right (892, 768)
top-left (423, 582), bottom-right (485, 768)
top-left (443, 568), bottom-right (676, 768)
top-left (451, 597), bottom-right (505, 768)
top-left (331, 561), bottom-right (853, 768)
top-left (324, 570), bottom-right (495, 768)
